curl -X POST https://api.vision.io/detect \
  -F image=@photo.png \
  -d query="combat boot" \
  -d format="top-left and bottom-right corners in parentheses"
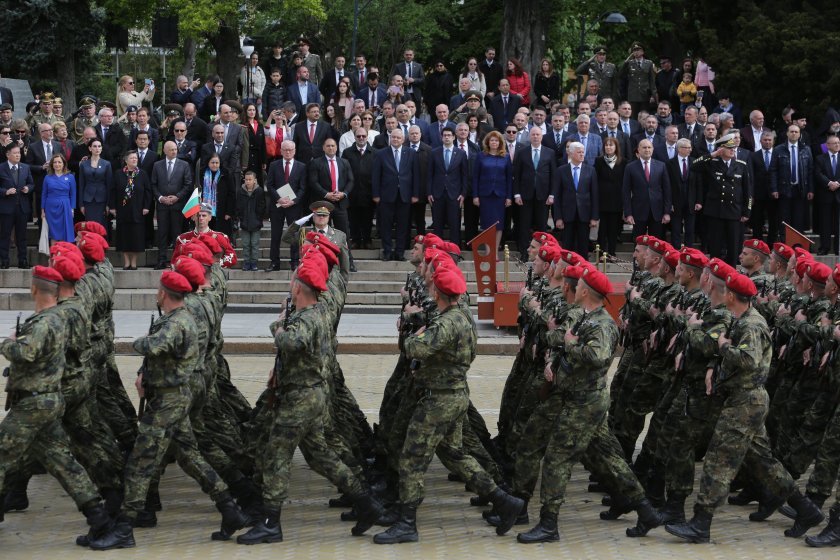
top-left (89, 514), bottom-right (136, 550)
top-left (805, 505), bottom-right (840, 547)
top-left (665, 506), bottom-right (712, 543)
top-left (236, 507), bottom-right (283, 545)
top-left (228, 476), bottom-right (261, 512)
top-left (517, 510), bottom-right (559, 543)
top-left (134, 509), bottom-right (157, 527)
top-left (658, 493), bottom-right (687, 524)
top-left (748, 489), bottom-right (785, 521)
top-left (2, 489), bottom-right (29, 513)
top-left (75, 502), bottom-right (113, 547)
top-left (784, 489), bottom-right (825, 538)
top-left (625, 497), bottom-right (663, 537)
top-left (328, 493), bottom-right (353, 508)
top-left (212, 493), bottom-right (250, 541)
top-left (102, 488), bottom-right (123, 517)
top-left (485, 495), bottom-right (529, 530)
top-left (373, 503), bottom-right (419, 544)
top-left (600, 494), bottom-right (633, 520)
top-left (780, 492), bottom-right (828, 519)
top-left (350, 492), bottom-right (385, 536)
top-left (645, 471), bottom-right (666, 508)
top-left (728, 485), bottom-right (759, 506)
top-left (145, 487), bottom-right (162, 511)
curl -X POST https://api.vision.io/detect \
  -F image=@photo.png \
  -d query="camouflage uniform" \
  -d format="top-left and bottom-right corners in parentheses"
top-left (0, 307), bottom-right (101, 511)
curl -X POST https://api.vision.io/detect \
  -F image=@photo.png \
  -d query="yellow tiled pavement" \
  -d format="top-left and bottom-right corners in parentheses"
top-left (0, 353), bottom-right (835, 558)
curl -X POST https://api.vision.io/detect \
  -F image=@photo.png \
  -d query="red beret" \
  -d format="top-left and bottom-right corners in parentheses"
top-left (806, 262), bottom-right (831, 285)
top-left (413, 234), bottom-right (425, 245)
top-left (172, 256), bottom-right (205, 290)
top-left (560, 250), bottom-right (583, 266)
top-left (302, 246), bottom-right (329, 273)
top-left (581, 267), bottom-right (612, 297)
top-left (709, 258), bottom-right (735, 281)
top-left (680, 248), bottom-right (708, 269)
top-left (833, 264), bottom-right (840, 287)
top-left (795, 257), bottom-right (812, 279)
top-left (725, 272), bottom-right (757, 297)
top-left (160, 270), bottom-right (193, 294)
top-left (772, 242), bottom-right (794, 262)
top-left (663, 247), bottom-right (680, 270)
top-left (74, 221), bottom-right (107, 238)
top-left (563, 265), bottom-right (584, 280)
top-left (644, 235), bottom-right (661, 248)
top-left (313, 244), bottom-right (339, 268)
top-left (538, 243), bottom-right (560, 263)
top-left (424, 247), bottom-right (447, 264)
top-left (306, 232), bottom-right (340, 257)
top-left (50, 241), bottom-right (83, 260)
top-left (32, 265), bottom-right (63, 284)
top-left (444, 241), bottom-right (461, 257)
top-left (52, 255), bottom-right (84, 283)
top-left (197, 234), bottom-right (222, 255)
top-left (422, 233), bottom-right (444, 248)
top-left (177, 242), bottom-right (214, 266)
top-left (743, 238), bottom-right (770, 256)
top-left (635, 234), bottom-right (651, 246)
top-left (433, 263), bottom-right (467, 296)
top-left (296, 257), bottom-right (327, 292)
top-left (648, 238), bottom-right (671, 255)
top-left (532, 231), bottom-right (558, 246)
top-left (77, 232), bottom-right (105, 263)
top-left (794, 247), bottom-right (812, 262)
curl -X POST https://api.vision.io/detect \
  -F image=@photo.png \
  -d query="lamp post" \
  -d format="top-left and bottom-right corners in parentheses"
top-left (577, 11), bottom-right (627, 106)
top-left (241, 36), bottom-right (255, 104)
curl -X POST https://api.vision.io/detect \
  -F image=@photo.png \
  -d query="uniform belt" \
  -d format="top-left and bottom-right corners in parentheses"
top-left (416, 387), bottom-right (465, 398)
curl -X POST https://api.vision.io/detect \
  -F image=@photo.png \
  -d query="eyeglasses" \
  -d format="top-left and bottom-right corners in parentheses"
top-left (15, 130), bottom-right (27, 134)
top-left (356, 134), bottom-right (367, 139)
top-left (175, 129), bottom-right (187, 132)
top-left (127, 81), bottom-right (134, 85)
top-left (505, 130), bottom-right (517, 134)
top-left (0, 131), bottom-right (9, 135)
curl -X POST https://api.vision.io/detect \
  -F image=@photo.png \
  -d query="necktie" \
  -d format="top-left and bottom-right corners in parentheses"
top-left (394, 148), bottom-right (401, 169)
top-left (644, 159), bottom-right (650, 181)
top-left (319, 229), bottom-right (326, 235)
top-left (532, 149), bottom-right (539, 170)
top-left (682, 158), bottom-right (688, 180)
top-left (329, 158), bottom-right (337, 192)
top-left (102, 127), bottom-right (107, 141)
top-left (764, 150), bottom-right (771, 170)
top-left (555, 132), bottom-right (561, 145)
top-left (791, 145), bottom-right (798, 183)
top-left (369, 91), bottom-right (374, 107)
top-left (406, 63), bottom-right (411, 79)
top-left (176, 140), bottom-right (182, 150)
top-left (573, 166), bottom-right (579, 190)
top-left (402, 124), bottom-right (408, 137)
top-left (503, 96), bottom-right (508, 112)
top-left (360, 69), bottom-right (365, 82)
top-left (412, 144), bottom-right (418, 152)
top-left (610, 130), bottom-right (616, 138)
top-left (167, 160), bottom-right (173, 178)
top-left (439, 122), bottom-right (444, 136)
top-left (216, 144), bottom-right (222, 154)
top-left (668, 145), bottom-right (674, 158)
top-left (832, 153), bottom-right (837, 176)
top-left (708, 142), bottom-right (714, 153)
top-left (509, 144), bottom-right (515, 161)
top-left (45, 143), bottom-right (52, 160)
top-left (444, 148), bottom-right (451, 168)
top-left (623, 122), bottom-right (629, 135)
top-left (186, 119), bottom-right (192, 127)
top-left (284, 160), bottom-right (291, 182)
top-left (459, 142), bottom-right (466, 155)
top-left (12, 165), bottom-right (18, 183)
top-left (139, 150), bottom-right (145, 163)
top-left (580, 136), bottom-right (587, 151)
top-left (309, 122), bottom-right (315, 143)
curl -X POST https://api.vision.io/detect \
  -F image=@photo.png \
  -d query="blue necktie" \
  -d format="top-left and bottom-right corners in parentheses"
top-left (832, 153), bottom-right (837, 176)
top-left (532, 149), bottom-right (539, 170)
top-left (764, 150), bottom-right (770, 170)
top-left (623, 122), bottom-right (629, 135)
top-left (444, 148), bottom-right (451, 169)
top-left (791, 145), bottom-right (798, 183)
top-left (580, 136), bottom-right (587, 152)
top-left (573, 166), bottom-right (579, 190)
top-left (394, 148), bottom-right (401, 170)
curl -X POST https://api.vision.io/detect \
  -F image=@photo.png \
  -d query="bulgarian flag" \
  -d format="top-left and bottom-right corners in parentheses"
top-left (182, 188), bottom-right (201, 218)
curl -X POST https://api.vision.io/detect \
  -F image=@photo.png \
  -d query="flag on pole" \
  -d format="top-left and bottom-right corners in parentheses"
top-left (182, 188), bottom-right (201, 218)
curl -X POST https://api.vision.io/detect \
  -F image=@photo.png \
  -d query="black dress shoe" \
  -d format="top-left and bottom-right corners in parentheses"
top-left (266, 264), bottom-right (281, 272)
top-left (381, 253), bottom-right (390, 261)
top-left (18, 261), bottom-right (29, 269)
top-left (0, 262), bottom-right (9, 270)
top-left (350, 264), bottom-right (358, 273)
top-left (154, 262), bottom-right (168, 270)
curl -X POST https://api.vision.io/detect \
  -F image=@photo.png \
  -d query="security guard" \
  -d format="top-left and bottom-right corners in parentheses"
top-left (576, 46), bottom-right (617, 101)
top-left (692, 133), bottom-right (751, 266)
top-left (71, 96), bottom-right (99, 142)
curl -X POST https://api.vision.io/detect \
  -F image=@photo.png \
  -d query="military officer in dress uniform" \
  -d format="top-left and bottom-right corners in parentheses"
top-left (282, 200), bottom-right (352, 279)
top-left (71, 96), bottom-right (99, 143)
top-left (692, 133), bottom-right (752, 266)
top-left (576, 46), bottom-right (617, 102)
top-left (27, 92), bottom-right (62, 135)
top-left (619, 42), bottom-right (656, 117)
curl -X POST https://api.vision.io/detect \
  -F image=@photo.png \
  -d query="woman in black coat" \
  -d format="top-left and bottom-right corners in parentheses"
top-left (109, 150), bottom-right (152, 269)
top-left (594, 136), bottom-right (627, 258)
top-left (242, 102), bottom-right (266, 180)
top-left (197, 154), bottom-right (236, 237)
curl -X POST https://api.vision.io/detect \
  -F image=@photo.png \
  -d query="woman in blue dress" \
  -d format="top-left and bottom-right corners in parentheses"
top-left (78, 139), bottom-right (113, 227)
top-left (472, 130), bottom-right (512, 252)
top-left (41, 153), bottom-right (76, 243)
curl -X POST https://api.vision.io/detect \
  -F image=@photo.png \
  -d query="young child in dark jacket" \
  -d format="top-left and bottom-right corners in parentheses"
top-left (236, 170), bottom-right (267, 270)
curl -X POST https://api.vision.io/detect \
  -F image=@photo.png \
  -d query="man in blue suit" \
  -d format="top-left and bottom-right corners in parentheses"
top-left (555, 141), bottom-right (598, 257)
top-left (512, 127), bottom-right (557, 256)
top-left (770, 123), bottom-right (813, 234)
top-left (428, 128), bottom-right (468, 246)
top-left (622, 138), bottom-right (672, 237)
top-left (372, 128), bottom-right (419, 260)
top-left (428, 105), bottom-right (457, 148)
top-left (357, 72), bottom-right (388, 112)
top-left (286, 66), bottom-right (321, 116)
top-left (488, 79), bottom-right (521, 132)
top-left (563, 115), bottom-right (603, 166)
top-left (0, 145), bottom-right (34, 268)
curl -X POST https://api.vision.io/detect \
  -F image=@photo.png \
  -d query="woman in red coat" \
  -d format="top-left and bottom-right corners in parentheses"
top-left (506, 58), bottom-right (531, 106)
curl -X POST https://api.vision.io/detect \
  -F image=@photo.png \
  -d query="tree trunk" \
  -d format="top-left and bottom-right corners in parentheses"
top-left (210, 22), bottom-right (242, 99)
top-left (500, 0), bottom-right (548, 79)
top-left (57, 51), bottom-right (77, 114)
top-left (181, 37), bottom-right (198, 79)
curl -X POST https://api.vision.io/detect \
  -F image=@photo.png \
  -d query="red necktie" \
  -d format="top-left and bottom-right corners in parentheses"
top-left (284, 160), bottom-right (290, 183)
top-left (329, 158), bottom-right (337, 192)
top-left (309, 122), bottom-right (315, 143)
top-left (460, 142), bottom-right (465, 152)
top-left (682, 158), bottom-right (688, 180)
top-left (644, 159), bottom-right (650, 181)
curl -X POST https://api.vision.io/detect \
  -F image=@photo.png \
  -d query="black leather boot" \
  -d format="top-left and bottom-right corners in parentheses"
top-left (328, 493), bottom-right (353, 508)
top-left (212, 493), bottom-right (250, 541)
top-left (102, 488), bottom-right (123, 517)
top-left (805, 505), bottom-right (840, 547)
top-left (350, 492), bottom-right (385, 536)
top-left (134, 509), bottom-right (157, 527)
top-left (665, 507), bottom-right (712, 543)
top-left (784, 489), bottom-right (825, 538)
top-left (236, 507), bottom-right (283, 545)
top-left (470, 494), bottom-right (491, 507)
top-left (780, 492), bottom-right (828, 519)
top-left (485, 489), bottom-right (526, 535)
top-left (600, 494), bottom-right (633, 520)
top-left (2, 489), bottom-right (29, 513)
top-left (748, 489), bottom-right (785, 521)
top-left (145, 487), bottom-right (162, 512)
top-left (728, 485), bottom-right (759, 506)
top-left (658, 494), bottom-right (687, 524)
top-left (485, 496), bottom-right (529, 529)
top-left (89, 514), bottom-right (136, 550)
top-left (625, 497), bottom-right (663, 537)
top-left (373, 503), bottom-right (419, 544)
top-left (517, 510), bottom-right (559, 543)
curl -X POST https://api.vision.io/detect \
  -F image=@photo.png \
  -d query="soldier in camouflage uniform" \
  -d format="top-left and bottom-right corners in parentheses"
top-left (89, 271), bottom-right (249, 550)
top-left (0, 266), bottom-right (111, 540)
top-left (665, 272), bottom-right (823, 543)
top-left (373, 260), bottom-right (524, 544)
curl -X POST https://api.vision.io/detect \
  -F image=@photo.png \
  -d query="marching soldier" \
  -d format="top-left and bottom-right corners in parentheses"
top-left (576, 46), bottom-right (618, 102)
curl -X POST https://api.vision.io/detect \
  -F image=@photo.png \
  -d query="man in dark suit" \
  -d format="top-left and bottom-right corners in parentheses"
top-left (69, 127), bottom-right (96, 174)
top-left (542, 112), bottom-right (570, 165)
top-left (455, 122), bottom-right (481, 243)
top-left (406, 125), bottom-right (431, 239)
top-left (749, 131), bottom-right (778, 244)
top-left (372, 128), bottom-right (419, 260)
top-left (170, 122), bottom-right (197, 168)
top-left (630, 114), bottom-right (665, 154)
top-left (26, 122), bottom-right (62, 222)
top-left (488, 79), bottom-right (521, 132)
top-left (318, 54), bottom-right (349, 101)
top-left (129, 107), bottom-right (160, 151)
top-left (601, 111), bottom-right (633, 160)
top-left (199, 125), bottom-right (238, 176)
top-left (350, 54), bottom-right (369, 93)
top-left (618, 101), bottom-right (641, 137)
top-left (373, 116), bottom-right (398, 150)
top-left (512, 127), bottom-right (557, 256)
top-left (286, 66), bottom-right (321, 116)
top-left (0, 145), bottom-right (33, 268)
top-left (265, 140), bottom-right (307, 270)
top-left (554, 142), bottom-right (599, 257)
top-left (428, 128), bottom-right (468, 246)
top-left (479, 47), bottom-right (504, 103)
top-left (622, 138), bottom-right (672, 237)
top-left (95, 107), bottom-right (127, 165)
top-left (390, 49), bottom-right (424, 105)
top-left (134, 130), bottom-right (160, 248)
top-left (770, 123), bottom-right (813, 234)
top-left (815, 134), bottom-right (840, 254)
top-left (292, 103), bottom-right (331, 164)
top-left (151, 141), bottom-right (193, 268)
top-left (677, 106), bottom-right (703, 145)
top-left (692, 122), bottom-right (719, 158)
top-left (309, 137), bottom-right (357, 270)
top-left (182, 103), bottom-right (210, 146)
top-left (428, 105), bottom-right (457, 148)
top-left (653, 125), bottom-right (680, 163)
top-left (357, 73), bottom-right (388, 112)
top-left (343, 129), bottom-right (378, 249)
top-left (563, 115), bottom-right (603, 166)
top-left (666, 138), bottom-right (695, 248)
top-left (405, 100), bottom-right (430, 145)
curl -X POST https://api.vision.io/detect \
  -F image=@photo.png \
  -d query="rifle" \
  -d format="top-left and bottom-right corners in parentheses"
top-left (540, 310), bottom-right (588, 400)
top-left (267, 297), bottom-right (293, 409)
top-left (404, 273), bottom-right (411, 301)
top-left (2, 313), bottom-right (22, 410)
top-left (710, 316), bottom-right (737, 394)
top-left (136, 312), bottom-right (155, 419)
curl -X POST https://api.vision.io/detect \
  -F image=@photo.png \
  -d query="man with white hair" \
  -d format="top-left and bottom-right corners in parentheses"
top-left (170, 74), bottom-right (202, 105)
top-left (94, 106), bottom-right (127, 164)
top-left (564, 114), bottom-right (603, 166)
top-left (555, 141), bottom-right (598, 257)
top-left (739, 109), bottom-right (767, 151)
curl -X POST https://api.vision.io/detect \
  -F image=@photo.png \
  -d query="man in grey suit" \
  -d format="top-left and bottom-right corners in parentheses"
top-left (152, 141), bottom-right (193, 268)
top-left (26, 122), bottom-right (62, 223)
top-left (563, 115), bottom-right (603, 166)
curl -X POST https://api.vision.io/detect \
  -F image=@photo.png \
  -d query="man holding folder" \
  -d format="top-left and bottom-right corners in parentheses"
top-left (266, 140), bottom-right (307, 271)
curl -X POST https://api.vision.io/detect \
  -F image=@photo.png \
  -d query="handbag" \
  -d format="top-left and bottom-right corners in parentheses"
top-left (38, 221), bottom-right (50, 255)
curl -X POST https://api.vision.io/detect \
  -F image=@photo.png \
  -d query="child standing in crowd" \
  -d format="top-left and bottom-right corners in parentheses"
top-left (677, 72), bottom-right (698, 115)
top-left (236, 170), bottom-right (266, 271)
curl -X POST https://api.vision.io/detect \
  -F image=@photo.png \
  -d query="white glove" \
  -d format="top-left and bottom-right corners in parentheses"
top-left (295, 213), bottom-right (313, 226)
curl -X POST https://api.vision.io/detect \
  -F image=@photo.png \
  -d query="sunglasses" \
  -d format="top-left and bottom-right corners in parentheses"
top-left (175, 129), bottom-right (187, 132)
top-left (15, 130), bottom-right (27, 134)
top-left (505, 130), bottom-right (517, 134)
top-left (0, 131), bottom-right (9, 135)
top-left (356, 134), bottom-right (367, 138)
top-left (128, 81), bottom-right (134, 85)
